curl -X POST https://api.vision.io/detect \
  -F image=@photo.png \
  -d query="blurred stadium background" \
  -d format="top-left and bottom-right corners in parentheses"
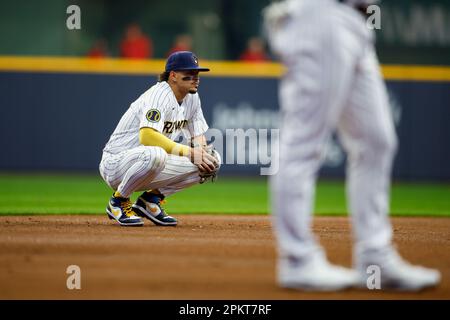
top-left (0, 0), bottom-right (449, 216)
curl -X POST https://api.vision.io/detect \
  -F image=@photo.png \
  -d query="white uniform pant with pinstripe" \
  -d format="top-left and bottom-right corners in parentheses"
top-left (268, 0), bottom-right (398, 260)
top-left (99, 146), bottom-right (203, 198)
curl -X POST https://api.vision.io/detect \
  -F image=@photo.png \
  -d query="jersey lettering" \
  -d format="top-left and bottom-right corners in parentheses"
top-left (162, 120), bottom-right (188, 134)
top-left (102, 82), bottom-right (208, 154)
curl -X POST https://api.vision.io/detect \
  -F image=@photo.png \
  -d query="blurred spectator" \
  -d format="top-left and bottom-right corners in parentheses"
top-left (120, 23), bottom-right (153, 59)
top-left (239, 37), bottom-right (270, 62)
top-left (167, 34), bottom-right (193, 57)
top-left (87, 39), bottom-right (109, 58)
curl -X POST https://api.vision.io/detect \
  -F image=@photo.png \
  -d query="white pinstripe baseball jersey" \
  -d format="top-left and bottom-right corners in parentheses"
top-left (103, 81), bottom-right (209, 154)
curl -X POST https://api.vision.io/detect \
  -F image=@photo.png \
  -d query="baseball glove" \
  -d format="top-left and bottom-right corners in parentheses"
top-left (199, 144), bottom-right (220, 184)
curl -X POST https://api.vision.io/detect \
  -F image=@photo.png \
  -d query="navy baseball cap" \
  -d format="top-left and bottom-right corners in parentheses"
top-left (165, 51), bottom-right (210, 72)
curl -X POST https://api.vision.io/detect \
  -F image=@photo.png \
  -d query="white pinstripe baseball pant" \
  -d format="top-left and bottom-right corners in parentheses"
top-left (268, 0), bottom-right (398, 259)
top-left (99, 146), bottom-right (203, 198)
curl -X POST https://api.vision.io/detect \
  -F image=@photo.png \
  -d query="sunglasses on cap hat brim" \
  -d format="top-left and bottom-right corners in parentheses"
top-left (173, 67), bottom-right (210, 72)
top-left (173, 68), bottom-right (209, 81)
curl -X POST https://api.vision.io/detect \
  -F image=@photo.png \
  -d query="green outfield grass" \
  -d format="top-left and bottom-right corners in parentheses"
top-left (0, 173), bottom-right (449, 216)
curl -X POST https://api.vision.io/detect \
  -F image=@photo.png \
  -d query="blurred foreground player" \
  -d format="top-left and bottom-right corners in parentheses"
top-left (265, 0), bottom-right (440, 291)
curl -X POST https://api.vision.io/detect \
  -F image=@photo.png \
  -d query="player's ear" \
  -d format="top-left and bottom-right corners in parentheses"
top-left (170, 71), bottom-right (177, 82)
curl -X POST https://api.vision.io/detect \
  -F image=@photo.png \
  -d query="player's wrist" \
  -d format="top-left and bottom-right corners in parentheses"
top-left (190, 141), bottom-right (206, 149)
top-left (188, 146), bottom-right (206, 165)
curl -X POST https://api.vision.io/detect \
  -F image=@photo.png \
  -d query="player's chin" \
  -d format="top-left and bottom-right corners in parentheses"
top-left (189, 88), bottom-right (198, 94)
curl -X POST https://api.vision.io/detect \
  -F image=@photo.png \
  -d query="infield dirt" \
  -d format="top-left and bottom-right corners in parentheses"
top-left (0, 215), bottom-right (448, 299)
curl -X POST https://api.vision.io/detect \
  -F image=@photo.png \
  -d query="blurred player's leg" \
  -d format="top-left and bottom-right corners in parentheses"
top-left (337, 49), bottom-right (397, 253)
top-left (270, 0), bottom-right (364, 290)
top-left (338, 45), bottom-right (441, 291)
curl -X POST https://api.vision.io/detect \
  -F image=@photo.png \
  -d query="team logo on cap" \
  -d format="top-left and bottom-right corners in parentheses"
top-left (193, 55), bottom-right (198, 65)
top-left (146, 109), bottom-right (161, 123)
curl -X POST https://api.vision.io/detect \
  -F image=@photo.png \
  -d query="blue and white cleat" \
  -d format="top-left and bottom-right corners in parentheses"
top-left (106, 195), bottom-right (144, 227)
top-left (133, 192), bottom-right (177, 226)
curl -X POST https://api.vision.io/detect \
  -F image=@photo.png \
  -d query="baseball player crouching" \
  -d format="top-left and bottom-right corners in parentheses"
top-left (99, 51), bottom-right (220, 227)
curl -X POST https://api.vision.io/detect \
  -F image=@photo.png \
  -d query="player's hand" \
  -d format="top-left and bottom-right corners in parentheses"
top-left (189, 147), bottom-right (218, 173)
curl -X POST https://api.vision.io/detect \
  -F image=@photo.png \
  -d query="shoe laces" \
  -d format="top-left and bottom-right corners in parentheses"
top-left (120, 199), bottom-right (135, 218)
